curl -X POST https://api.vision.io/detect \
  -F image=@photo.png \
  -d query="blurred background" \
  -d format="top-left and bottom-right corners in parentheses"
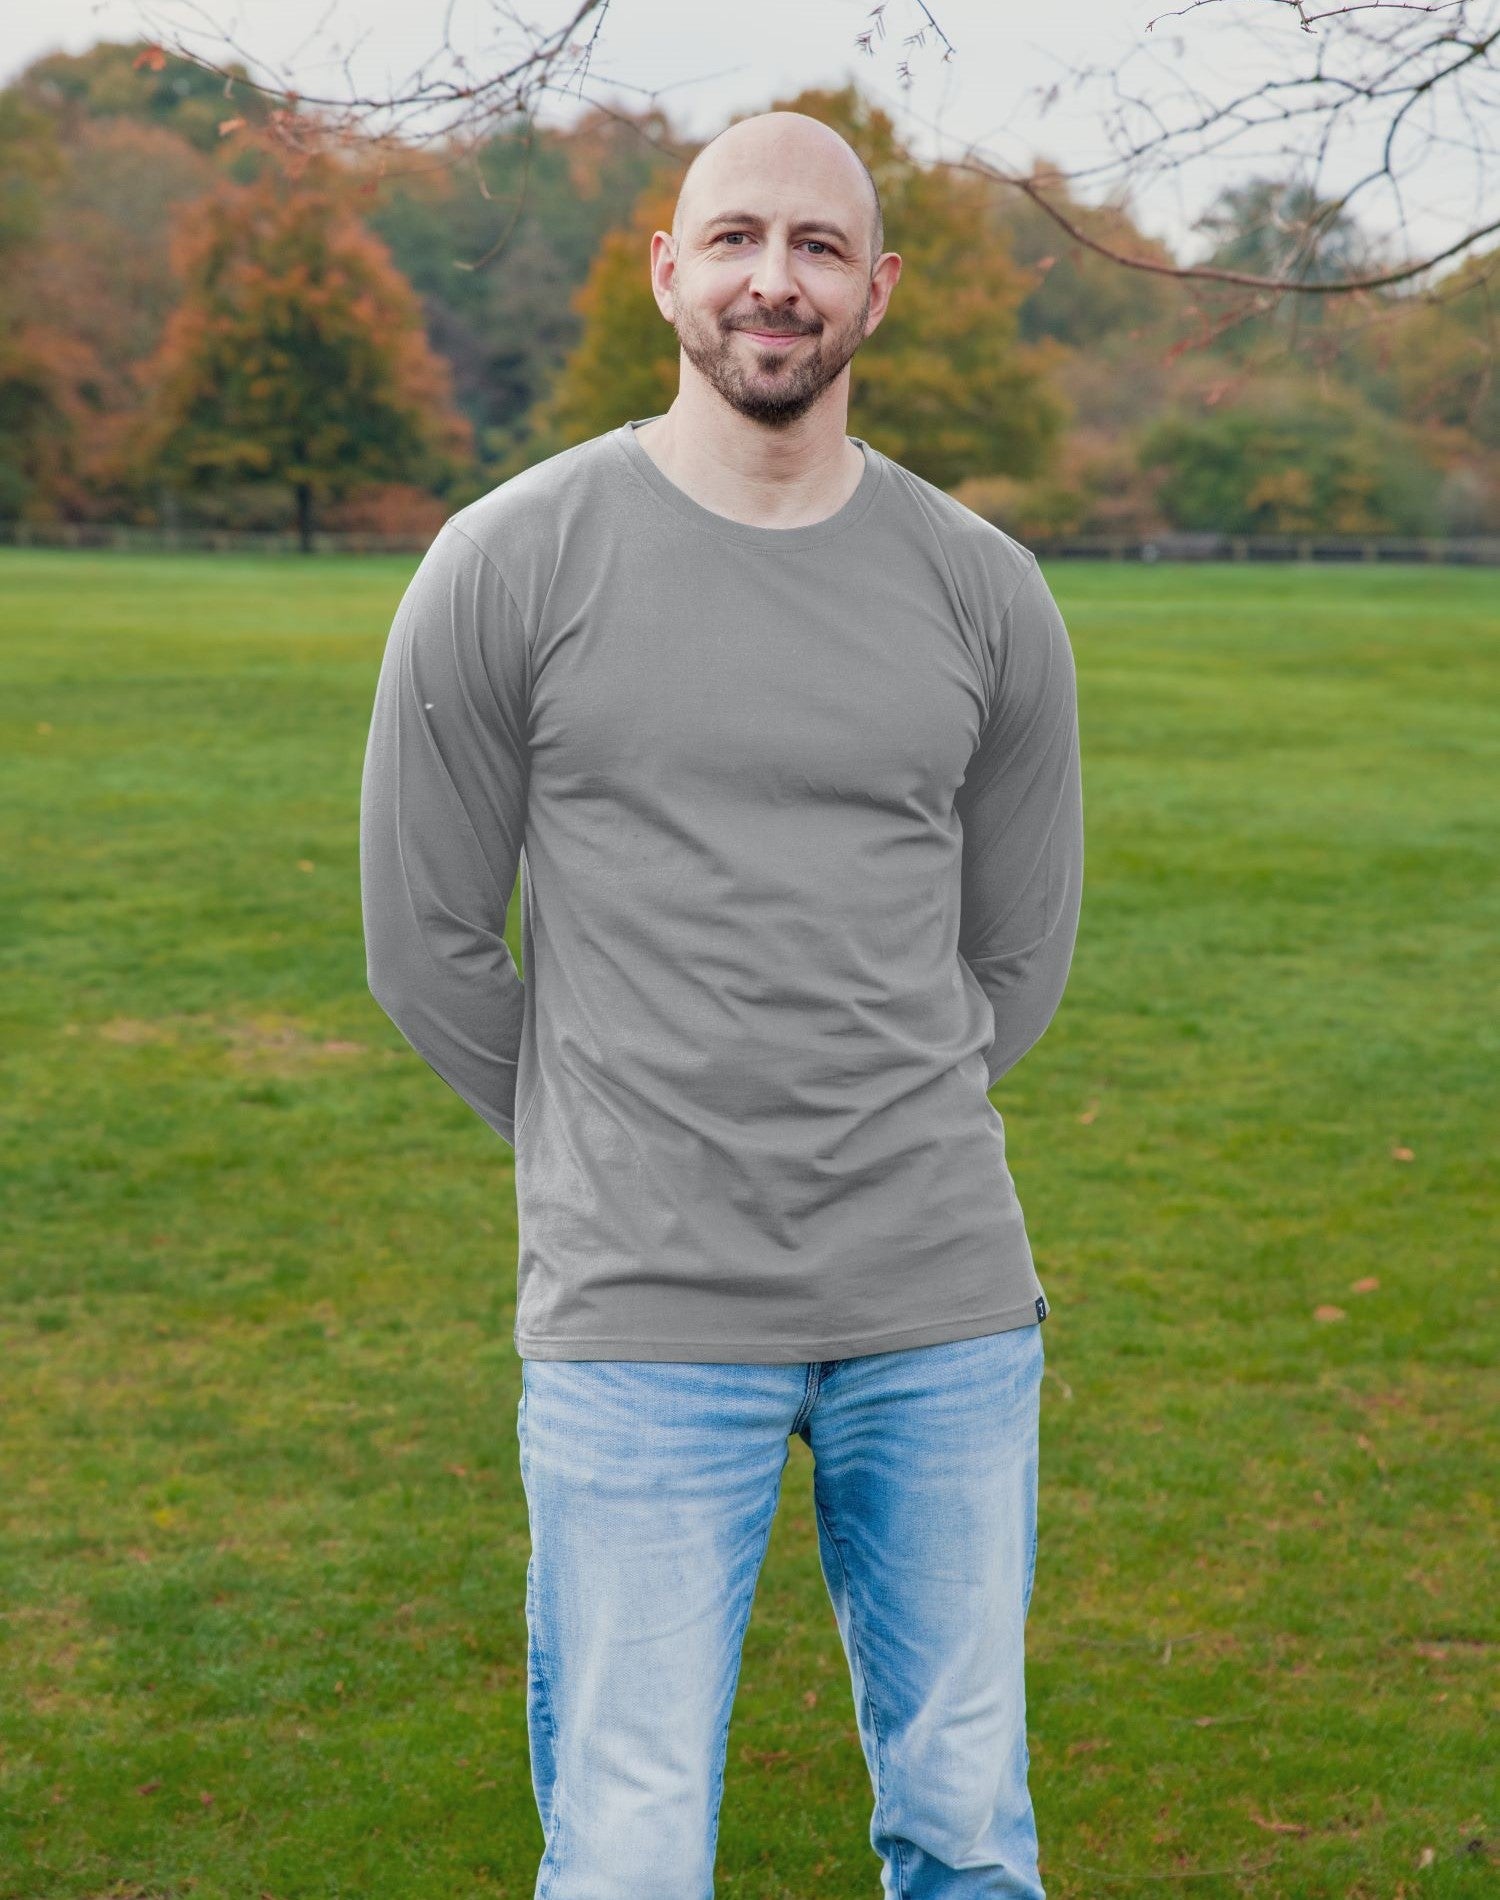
top-left (1, 0), bottom-right (1496, 549)
top-left (1, 4), bottom-right (1494, 1897)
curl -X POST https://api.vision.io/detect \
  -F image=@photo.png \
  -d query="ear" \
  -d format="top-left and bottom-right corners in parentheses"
top-left (863, 251), bottom-right (903, 336)
top-left (648, 230), bottom-right (678, 324)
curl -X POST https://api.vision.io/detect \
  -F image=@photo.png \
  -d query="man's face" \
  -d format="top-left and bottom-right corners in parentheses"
top-left (669, 215), bottom-right (870, 427)
top-left (665, 199), bottom-right (878, 428)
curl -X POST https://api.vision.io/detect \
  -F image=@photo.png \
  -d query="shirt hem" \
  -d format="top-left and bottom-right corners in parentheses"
top-left (513, 1292), bottom-right (1049, 1363)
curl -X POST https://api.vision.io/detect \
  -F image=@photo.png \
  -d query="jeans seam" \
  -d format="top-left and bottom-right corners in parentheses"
top-left (532, 1589), bottom-right (562, 1900)
top-left (789, 1361), bottom-right (822, 1438)
top-left (521, 1379), bottom-right (564, 1900)
top-left (815, 1491), bottom-right (909, 1900)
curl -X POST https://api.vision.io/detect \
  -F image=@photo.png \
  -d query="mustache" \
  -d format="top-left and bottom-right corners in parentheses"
top-left (730, 320), bottom-right (816, 336)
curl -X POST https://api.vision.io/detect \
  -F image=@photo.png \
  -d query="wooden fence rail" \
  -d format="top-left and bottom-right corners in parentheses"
top-left (2, 519), bottom-right (1498, 564)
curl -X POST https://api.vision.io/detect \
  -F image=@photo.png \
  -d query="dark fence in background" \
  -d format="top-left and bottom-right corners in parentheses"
top-left (1028, 531), bottom-right (1500, 565)
top-left (2, 519), bottom-right (1498, 564)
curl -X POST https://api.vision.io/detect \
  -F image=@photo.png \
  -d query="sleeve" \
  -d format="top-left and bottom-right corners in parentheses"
top-left (955, 554), bottom-right (1085, 1090)
top-left (358, 520), bottom-right (531, 1145)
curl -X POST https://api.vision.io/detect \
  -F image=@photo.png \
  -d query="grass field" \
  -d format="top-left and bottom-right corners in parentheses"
top-left (0, 548), bottom-right (1494, 1899)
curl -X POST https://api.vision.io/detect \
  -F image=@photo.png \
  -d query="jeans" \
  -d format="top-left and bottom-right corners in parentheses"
top-left (516, 1322), bottom-right (1046, 1899)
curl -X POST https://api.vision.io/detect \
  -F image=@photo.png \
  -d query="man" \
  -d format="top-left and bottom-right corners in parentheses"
top-left (360, 109), bottom-right (1083, 1900)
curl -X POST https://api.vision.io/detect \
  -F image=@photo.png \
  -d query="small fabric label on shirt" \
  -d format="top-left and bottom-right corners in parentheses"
top-left (1035, 1295), bottom-right (1048, 1322)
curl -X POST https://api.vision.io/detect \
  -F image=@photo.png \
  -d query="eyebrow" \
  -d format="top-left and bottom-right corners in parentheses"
top-left (701, 211), bottom-right (852, 246)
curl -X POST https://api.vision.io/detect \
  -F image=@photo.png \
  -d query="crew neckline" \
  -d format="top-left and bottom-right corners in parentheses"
top-left (613, 414), bottom-right (884, 549)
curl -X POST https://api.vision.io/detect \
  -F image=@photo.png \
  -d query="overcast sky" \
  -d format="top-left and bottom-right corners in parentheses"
top-left (4, 0), bottom-right (1484, 272)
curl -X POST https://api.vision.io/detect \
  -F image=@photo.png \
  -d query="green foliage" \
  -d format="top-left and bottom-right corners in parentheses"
top-left (0, 88), bottom-right (63, 257)
top-left (363, 108), bottom-right (677, 476)
top-left (993, 160), bottom-right (1181, 351)
top-left (1139, 393), bottom-right (1446, 534)
top-left (1194, 175), bottom-right (1380, 287)
top-left (520, 174), bottom-right (683, 459)
top-left (1350, 246), bottom-right (1500, 453)
top-left (0, 347), bottom-right (61, 520)
top-left (17, 37), bottom-right (277, 156)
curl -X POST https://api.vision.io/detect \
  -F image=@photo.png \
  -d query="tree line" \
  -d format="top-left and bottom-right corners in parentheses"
top-left (1, 42), bottom-right (1494, 550)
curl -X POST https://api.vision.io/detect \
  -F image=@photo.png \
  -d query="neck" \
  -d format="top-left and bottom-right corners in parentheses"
top-left (635, 390), bottom-right (864, 532)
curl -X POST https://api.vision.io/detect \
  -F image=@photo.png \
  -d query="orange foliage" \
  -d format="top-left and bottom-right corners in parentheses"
top-left (133, 144), bottom-right (472, 525)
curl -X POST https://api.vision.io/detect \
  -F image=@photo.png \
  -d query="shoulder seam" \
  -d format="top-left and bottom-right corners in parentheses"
top-left (443, 519), bottom-right (537, 700)
top-left (1000, 548), bottom-right (1041, 624)
top-left (444, 520), bottom-right (528, 626)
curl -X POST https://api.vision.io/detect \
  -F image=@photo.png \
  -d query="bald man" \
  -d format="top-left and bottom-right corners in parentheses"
top-left (361, 109), bottom-right (1082, 1898)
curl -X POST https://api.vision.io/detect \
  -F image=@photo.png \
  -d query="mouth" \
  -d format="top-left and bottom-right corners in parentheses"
top-left (738, 327), bottom-right (810, 347)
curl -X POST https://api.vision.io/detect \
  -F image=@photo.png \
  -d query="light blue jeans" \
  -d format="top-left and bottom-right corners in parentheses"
top-left (516, 1322), bottom-right (1046, 1899)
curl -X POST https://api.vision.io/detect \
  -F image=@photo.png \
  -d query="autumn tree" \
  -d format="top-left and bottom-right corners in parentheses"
top-left (0, 114), bottom-right (217, 521)
top-left (18, 37), bottom-right (278, 159)
top-left (532, 84), bottom-right (1064, 493)
top-left (134, 146), bottom-right (473, 548)
top-left (0, 88), bottom-right (68, 518)
top-left (141, 0), bottom-right (1499, 305)
top-left (1345, 244), bottom-right (1500, 532)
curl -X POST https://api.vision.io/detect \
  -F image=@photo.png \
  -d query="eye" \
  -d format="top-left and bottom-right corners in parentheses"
top-left (715, 234), bottom-right (833, 256)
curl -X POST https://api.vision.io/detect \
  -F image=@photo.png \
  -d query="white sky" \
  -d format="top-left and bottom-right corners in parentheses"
top-left (4, 0), bottom-right (1488, 274)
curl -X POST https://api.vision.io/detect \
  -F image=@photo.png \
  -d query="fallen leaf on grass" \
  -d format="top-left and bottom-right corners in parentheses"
top-left (1249, 1812), bottom-right (1309, 1836)
top-left (1313, 1304), bottom-right (1346, 1321)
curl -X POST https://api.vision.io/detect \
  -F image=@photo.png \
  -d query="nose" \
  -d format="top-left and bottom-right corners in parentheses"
top-left (745, 236), bottom-right (799, 308)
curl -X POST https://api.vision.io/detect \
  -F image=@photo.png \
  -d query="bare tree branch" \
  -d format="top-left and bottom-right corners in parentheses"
top-left (123, 0), bottom-right (1497, 293)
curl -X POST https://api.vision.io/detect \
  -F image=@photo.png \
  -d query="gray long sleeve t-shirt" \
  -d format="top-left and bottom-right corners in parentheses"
top-left (359, 416), bottom-right (1084, 1363)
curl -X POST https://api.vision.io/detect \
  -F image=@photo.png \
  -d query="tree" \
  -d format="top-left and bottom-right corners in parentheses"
top-left (534, 85), bottom-right (1065, 493)
top-left (990, 162), bottom-right (1181, 351)
top-left (1138, 388), bottom-right (1444, 534)
top-left (0, 114), bottom-right (218, 521)
top-left (360, 102), bottom-right (678, 473)
top-left (134, 146), bottom-right (473, 548)
top-left (132, 0), bottom-right (1499, 301)
top-left (0, 88), bottom-right (68, 518)
top-left (523, 183), bottom-right (679, 461)
top-left (18, 37), bottom-right (278, 158)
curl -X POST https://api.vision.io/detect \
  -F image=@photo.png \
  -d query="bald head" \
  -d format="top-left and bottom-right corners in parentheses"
top-left (671, 111), bottom-right (884, 272)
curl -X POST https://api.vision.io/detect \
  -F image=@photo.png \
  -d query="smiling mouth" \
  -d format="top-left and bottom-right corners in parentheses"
top-left (738, 327), bottom-right (810, 343)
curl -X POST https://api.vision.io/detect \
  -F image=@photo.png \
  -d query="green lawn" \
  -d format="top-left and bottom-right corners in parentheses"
top-left (1, 548), bottom-right (1494, 1898)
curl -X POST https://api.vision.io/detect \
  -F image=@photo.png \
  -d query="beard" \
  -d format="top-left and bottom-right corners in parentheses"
top-left (671, 287), bottom-right (872, 427)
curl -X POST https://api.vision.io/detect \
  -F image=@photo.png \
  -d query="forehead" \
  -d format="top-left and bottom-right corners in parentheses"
top-left (681, 134), bottom-right (867, 233)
